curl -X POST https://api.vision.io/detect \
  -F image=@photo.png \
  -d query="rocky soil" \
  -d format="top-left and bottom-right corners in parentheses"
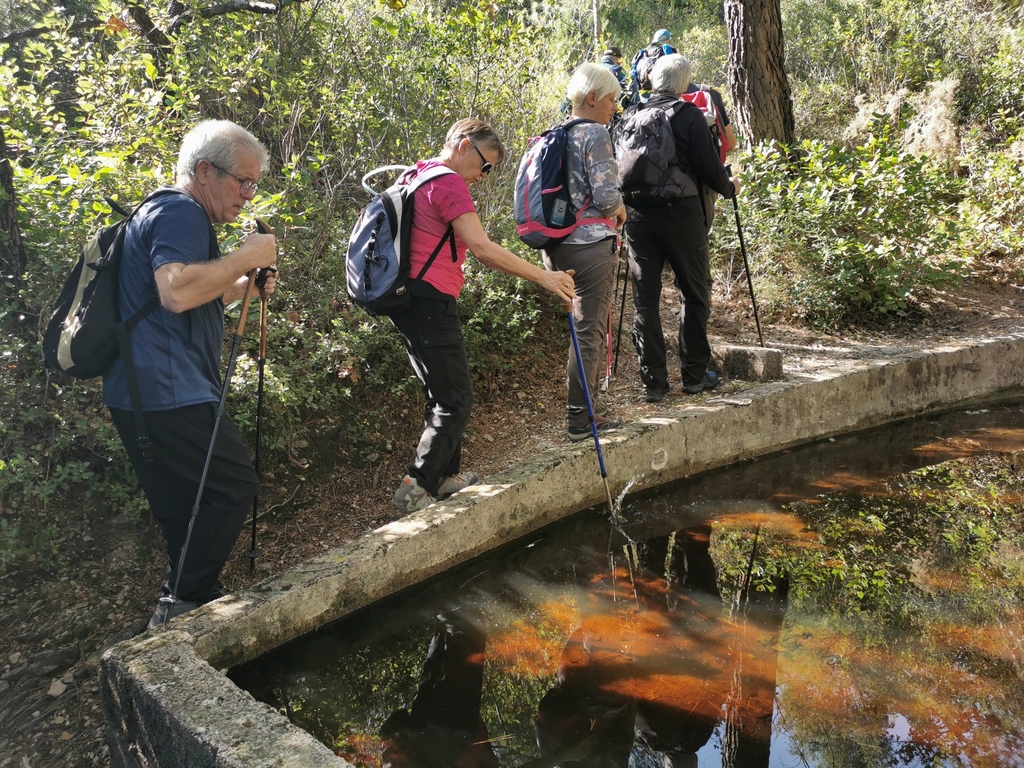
top-left (2, 271), bottom-right (1023, 767)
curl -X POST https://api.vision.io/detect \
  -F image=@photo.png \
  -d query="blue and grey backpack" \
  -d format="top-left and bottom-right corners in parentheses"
top-left (346, 164), bottom-right (457, 316)
top-left (514, 119), bottom-right (616, 250)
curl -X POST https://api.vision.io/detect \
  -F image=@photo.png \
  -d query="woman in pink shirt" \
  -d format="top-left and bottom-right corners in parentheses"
top-left (391, 118), bottom-right (576, 512)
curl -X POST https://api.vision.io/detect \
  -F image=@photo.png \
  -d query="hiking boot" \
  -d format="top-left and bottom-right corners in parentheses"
top-left (683, 370), bottom-right (720, 394)
top-left (437, 471), bottom-right (479, 498)
top-left (568, 415), bottom-right (623, 442)
top-left (645, 386), bottom-right (670, 403)
top-left (148, 597), bottom-right (201, 630)
top-left (392, 475), bottom-right (435, 512)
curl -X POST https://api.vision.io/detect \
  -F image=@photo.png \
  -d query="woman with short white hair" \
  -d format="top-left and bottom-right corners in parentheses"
top-left (543, 62), bottom-right (627, 442)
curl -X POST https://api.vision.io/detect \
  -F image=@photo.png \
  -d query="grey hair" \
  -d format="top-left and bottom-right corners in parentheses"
top-left (651, 54), bottom-right (693, 96)
top-left (566, 62), bottom-right (622, 110)
top-left (176, 120), bottom-right (270, 182)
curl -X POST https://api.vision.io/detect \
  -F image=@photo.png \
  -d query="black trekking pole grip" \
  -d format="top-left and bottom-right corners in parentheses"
top-left (254, 219), bottom-right (278, 294)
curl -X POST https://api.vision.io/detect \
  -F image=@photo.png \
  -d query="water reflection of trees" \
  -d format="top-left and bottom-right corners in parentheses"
top-left (765, 452), bottom-right (1024, 767)
top-left (232, 448), bottom-right (1024, 768)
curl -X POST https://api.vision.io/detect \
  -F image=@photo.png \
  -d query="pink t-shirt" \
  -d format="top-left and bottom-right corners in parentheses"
top-left (406, 159), bottom-right (476, 298)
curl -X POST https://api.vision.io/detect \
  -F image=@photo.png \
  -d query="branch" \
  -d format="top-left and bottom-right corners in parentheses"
top-left (0, 18), bottom-right (103, 46)
top-left (0, 1), bottom-right (298, 46)
top-left (170, 0), bottom-right (299, 33)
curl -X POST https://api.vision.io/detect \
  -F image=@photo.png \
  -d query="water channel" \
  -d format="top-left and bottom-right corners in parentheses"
top-left (231, 401), bottom-right (1024, 768)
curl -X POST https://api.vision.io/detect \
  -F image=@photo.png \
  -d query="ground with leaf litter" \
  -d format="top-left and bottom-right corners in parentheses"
top-left (2, 270), bottom-right (1023, 767)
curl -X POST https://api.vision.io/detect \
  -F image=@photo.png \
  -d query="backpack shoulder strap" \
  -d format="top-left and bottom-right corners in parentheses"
top-left (563, 118), bottom-right (597, 131)
top-left (404, 164), bottom-right (458, 194)
top-left (663, 99), bottom-right (693, 117)
top-left (401, 165), bottom-right (459, 280)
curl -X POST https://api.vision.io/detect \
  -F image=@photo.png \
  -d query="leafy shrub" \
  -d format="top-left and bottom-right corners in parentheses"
top-left (957, 138), bottom-right (1024, 277)
top-left (739, 117), bottom-right (964, 327)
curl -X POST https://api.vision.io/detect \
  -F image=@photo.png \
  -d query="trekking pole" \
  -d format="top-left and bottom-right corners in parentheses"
top-left (613, 239), bottom-right (629, 374)
top-left (602, 312), bottom-right (612, 392)
top-left (247, 269), bottom-right (272, 572)
top-left (163, 268), bottom-right (260, 625)
top-left (728, 168), bottom-right (764, 347)
top-left (567, 311), bottom-right (619, 522)
top-left (604, 238), bottom-right (623, 390)
top-left (247, 220), bottom-right (275, 573)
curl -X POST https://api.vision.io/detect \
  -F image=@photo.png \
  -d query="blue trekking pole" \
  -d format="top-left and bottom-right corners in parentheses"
top-left (567, 312), bottom-right (619, 521)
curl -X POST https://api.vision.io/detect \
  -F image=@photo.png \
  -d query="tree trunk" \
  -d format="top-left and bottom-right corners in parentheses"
top-left (725, 0), bottom-right (795, 146)
top-left (0, 122), bottom-right (26, 300)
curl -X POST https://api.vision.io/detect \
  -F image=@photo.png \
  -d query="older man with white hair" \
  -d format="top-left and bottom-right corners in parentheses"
top-left (621, 54), bottom-right (741, 401)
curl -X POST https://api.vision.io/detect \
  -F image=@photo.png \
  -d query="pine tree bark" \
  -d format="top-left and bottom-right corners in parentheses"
top-left (0, 123), bottom-right (27, 300)
top-left (725, 0), bottom-right (795, 145)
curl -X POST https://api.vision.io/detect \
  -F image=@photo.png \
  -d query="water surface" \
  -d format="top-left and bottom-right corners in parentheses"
top-left (231, 402), bottom-right (1024, 768)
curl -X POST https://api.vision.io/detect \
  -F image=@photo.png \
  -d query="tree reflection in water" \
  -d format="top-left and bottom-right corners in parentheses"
top-left (229, 405), bottom-right (1024, 768)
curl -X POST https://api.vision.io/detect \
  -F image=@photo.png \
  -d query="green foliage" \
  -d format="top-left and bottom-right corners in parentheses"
top-left (0, 0), bottom-right (589, 571)
top-left (963, 28), bottom-right (1024, 142)
top-left (739, 117), bottom-right (964, 327)
top-left (2, 0), bottom-right (1024, 574)
top-left (787, 454), bottom-right (1024, 626)
top-left (957, 137), bottom-right (1024, 276)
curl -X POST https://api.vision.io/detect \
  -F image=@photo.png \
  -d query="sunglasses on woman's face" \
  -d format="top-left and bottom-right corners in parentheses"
top-left (467, 140), bottom-right (493, 175)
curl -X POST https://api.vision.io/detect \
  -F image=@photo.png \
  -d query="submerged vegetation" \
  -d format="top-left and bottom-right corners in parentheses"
top-left (1, 0), bottom-right (1024, 567)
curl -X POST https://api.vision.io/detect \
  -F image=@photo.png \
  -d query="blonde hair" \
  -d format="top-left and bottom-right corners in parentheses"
top-left (444, 119), bottom-right (506, 165)
top-left (566, 63), bottom-right (622, 110)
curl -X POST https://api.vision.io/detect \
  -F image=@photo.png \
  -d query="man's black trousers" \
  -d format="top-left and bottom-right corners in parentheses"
top-left (625, 208), bottom-right (713, 389)
top-left (110, 403), bottom-right (257, 604)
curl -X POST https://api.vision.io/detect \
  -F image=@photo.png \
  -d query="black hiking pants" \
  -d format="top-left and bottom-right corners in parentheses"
top-left (625, 203), bottom-right (713, 390)
top-left (390, 294), bottom-right (474, 495)
top-left (110, 403), bottom-right (256, 604)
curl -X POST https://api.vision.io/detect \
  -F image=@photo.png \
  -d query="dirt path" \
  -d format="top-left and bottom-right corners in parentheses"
top-left (2, 274), bottom-right (1022, 767)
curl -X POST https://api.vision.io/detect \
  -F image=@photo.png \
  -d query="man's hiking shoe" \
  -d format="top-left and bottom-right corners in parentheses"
top-left (568, 415), bottom-right (623, 442)
top-left (683, 370), bottom-right (720, 394)
top-left (437, 471), bottom-right (479, 498)
top-left (392, 475), bottom-right (435, 512)
top-left (645, 386), bottom-right (670, 403)
top-left (148, 597), bottom-right (200, 630)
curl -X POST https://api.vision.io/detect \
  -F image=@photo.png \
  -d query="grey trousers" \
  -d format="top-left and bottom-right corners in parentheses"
top-left (542, 237), bottom-right (617, 429)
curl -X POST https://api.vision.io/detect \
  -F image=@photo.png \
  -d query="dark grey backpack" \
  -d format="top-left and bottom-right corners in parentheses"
top-left (615, 101), bottom-right (698, 202)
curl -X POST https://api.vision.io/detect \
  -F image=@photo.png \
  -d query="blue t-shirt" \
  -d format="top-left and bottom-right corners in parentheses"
top-left (102, 190), bottom-right (225, 412)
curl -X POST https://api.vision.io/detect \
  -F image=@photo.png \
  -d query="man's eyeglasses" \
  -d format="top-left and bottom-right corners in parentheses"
top-left (209, 161), bottom-right (259, 194)
top-left (467, 140), bottom-right (493, 175)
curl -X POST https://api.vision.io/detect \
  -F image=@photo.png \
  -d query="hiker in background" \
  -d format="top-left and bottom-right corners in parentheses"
top-left (390, 119), bottom-right (576, 512)
top-left (600, 46), bottom-right (627, 91)
top-left (621, 55), bottom-right (741, 401)
top-left (102, 120), bottom-right (278, 629)
top-left (627, 29), bottom-right (677, 106)
top-left (542, 63), bottom-right (627, 443)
